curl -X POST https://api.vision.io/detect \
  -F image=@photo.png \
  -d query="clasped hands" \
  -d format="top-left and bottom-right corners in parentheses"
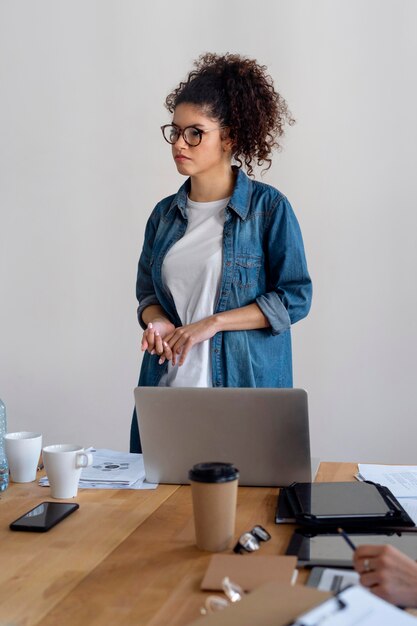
top-left (141, 316), bottom-right (218, 367)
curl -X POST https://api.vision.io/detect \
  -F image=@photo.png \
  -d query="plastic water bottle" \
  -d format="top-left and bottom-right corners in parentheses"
top-left (0, 398), bottom-right (9, 491)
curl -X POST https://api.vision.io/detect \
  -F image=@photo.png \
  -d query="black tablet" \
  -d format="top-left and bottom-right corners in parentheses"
top-left (284, 481), bottom-right (414, 529)
top-left (286, 530), bottom-right (417, 568)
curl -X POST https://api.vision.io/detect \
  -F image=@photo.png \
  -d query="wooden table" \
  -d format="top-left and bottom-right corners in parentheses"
top-left (0, 462), bottom-right (357, 626)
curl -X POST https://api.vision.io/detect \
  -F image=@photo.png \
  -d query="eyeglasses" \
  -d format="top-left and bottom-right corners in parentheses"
top-left (160, 124), bottom-right (223, 147)
top-left (233, 525), bottom-right (271, 554)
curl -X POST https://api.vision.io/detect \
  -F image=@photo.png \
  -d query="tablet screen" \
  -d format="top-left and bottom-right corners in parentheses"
top-left (292, 482), bottom-right (391, 518)
top-left (287, 532), bottom-right (417, 567)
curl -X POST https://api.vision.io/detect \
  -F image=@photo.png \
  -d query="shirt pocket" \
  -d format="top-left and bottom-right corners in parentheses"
top-left (233, 254), bottom-right (262, 289)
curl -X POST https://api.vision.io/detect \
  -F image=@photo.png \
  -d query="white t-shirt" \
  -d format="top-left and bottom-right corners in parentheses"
top-left (159, 195), bottom-right (229, 387)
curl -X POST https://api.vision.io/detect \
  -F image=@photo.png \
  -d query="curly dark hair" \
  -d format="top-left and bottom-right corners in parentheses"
top-left (165, 52), bottom-right (295, 176)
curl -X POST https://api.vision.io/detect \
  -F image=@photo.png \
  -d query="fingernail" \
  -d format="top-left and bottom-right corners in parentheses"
top-left (151, 350), bottom-right (155, 355)
top-left (163, 341), bottom-right (168, 347)
top-left (148, 323), bottom-right (153, 329)
top-left (155, 331), bottom-right (160, 336)
top-left (158, 358), bottom-right (164, 365)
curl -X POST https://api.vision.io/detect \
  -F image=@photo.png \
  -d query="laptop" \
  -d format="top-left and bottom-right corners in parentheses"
top-left (134, 387), bottom-right (312, 486)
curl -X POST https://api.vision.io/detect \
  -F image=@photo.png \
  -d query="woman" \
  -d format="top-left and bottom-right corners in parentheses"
top-left (131, 53), bottom-right (312, 452)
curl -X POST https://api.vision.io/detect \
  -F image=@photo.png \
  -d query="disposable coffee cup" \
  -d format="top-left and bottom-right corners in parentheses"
top-left (189, 462), bottom-right (239, 552)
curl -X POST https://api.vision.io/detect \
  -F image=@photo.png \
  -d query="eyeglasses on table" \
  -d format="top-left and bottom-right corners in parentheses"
top-left (233, 525), bottom-right (271, 554)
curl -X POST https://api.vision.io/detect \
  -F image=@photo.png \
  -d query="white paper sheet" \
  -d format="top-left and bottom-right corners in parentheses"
top-left (80, 448), bottom-right (146, 484)
top-left (295, 585), bottom-right (417, 625)
top-left (357, 464), bottom-right (417, 498)
top-left (397, 498), bottom-right (417, 525)
top-left (39, 448), bottom-right (158, 490)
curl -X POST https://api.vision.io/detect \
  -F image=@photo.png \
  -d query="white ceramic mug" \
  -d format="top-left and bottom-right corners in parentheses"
top-left (42, 444), bottom-right (93, 498)
top-left (4, 432), bottom-right (43, 482)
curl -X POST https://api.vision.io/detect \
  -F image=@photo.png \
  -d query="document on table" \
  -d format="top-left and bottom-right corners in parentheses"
top-left (399, 499), bottom-right (417, 525)
top-left (39, 448), bottom-right (158, 490)
top-left (357, 464), bottom-right (417, 498)
top-left (294, 585), bottom-right (417, 625)
top-left (357, 464), bottom-right (417, 525)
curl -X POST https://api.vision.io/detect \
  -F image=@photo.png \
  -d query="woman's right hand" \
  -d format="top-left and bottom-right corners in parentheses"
top-left (141, 318), bottom-right (175, 361)
top-left (353, 544), bottom-right (417, 607)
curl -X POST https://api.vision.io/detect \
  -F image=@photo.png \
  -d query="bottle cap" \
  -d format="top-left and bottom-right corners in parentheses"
top-left (188, 462), bottom-right (239, 484)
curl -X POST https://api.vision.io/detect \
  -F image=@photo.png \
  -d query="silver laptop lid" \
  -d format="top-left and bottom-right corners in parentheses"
top-left (134, 387), bottom-right (311, 487)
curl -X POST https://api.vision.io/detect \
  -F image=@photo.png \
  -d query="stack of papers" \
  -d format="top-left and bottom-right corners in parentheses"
top-left (357, 464), bottom-right (417, 525)
top-left (39, 448), bottom-right (158, 490)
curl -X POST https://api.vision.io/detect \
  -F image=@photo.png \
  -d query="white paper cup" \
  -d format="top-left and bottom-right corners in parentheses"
top-left (4, 432), bottom-right (42, 483)
top-left (43, 444), bottom-right (93, 498)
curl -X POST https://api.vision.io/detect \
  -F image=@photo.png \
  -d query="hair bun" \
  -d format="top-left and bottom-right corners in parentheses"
top-left (165, 52), bottom-right (294, 176)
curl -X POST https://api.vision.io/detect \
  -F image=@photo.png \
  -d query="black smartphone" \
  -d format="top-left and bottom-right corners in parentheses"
top-left (10, 501), bottom-right (79, 532)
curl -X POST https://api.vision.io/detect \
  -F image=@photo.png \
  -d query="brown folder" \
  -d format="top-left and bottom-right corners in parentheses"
top-left (201, 555), bottom-right (298, 592)
top-left (189, 581), bottom-right (331, 626)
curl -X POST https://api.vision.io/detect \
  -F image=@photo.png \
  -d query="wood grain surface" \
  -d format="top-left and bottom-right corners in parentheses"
top-left (0, 479), bottom-right (178, 626)
top-left (0, 462), bottom-right (360, 626)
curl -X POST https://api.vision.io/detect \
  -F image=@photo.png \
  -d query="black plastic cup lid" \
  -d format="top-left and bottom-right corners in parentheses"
top-left (188, 462), bottom-right (239, 484)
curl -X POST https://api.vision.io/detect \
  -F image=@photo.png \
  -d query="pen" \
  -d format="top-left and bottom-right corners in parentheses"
top-left (337, 527), bottom-right (357, 551)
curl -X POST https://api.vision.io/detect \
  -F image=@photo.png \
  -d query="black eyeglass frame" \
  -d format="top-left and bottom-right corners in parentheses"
top-left (160, 123), bottom-right (224, 147)
top-left (233, 525), bottom-right (271, 554)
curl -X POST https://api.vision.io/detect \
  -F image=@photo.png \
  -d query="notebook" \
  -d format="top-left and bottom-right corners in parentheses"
top-left (133, 387), bottom-right (311, 486)
top-left (201, 554), bottom-right (298, 591)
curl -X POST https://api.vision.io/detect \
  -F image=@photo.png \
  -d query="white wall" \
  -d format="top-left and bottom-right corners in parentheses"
top-left (1, 0), bottom-right (416, 462)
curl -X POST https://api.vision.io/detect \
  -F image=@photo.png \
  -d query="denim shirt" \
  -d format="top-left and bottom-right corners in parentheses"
top-left (136, 168), bottom-right (312, 389)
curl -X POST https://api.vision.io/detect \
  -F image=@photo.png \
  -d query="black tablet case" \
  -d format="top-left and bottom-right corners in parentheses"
top-left (275, 481), bottom-right (415, 531)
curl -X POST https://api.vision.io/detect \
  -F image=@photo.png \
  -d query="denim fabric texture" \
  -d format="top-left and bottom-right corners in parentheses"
top-left (135, 168), bottom-right (312, 392)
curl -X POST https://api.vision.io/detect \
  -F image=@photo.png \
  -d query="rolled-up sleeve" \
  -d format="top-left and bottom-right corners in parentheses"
top-left (256, 196), bottom-right (312, 336)
top-left (136, 212), bottom-right (160, 329)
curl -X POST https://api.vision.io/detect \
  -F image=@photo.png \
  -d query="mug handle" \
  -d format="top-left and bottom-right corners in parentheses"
top-left (76, 451), bottom-right (93, 468)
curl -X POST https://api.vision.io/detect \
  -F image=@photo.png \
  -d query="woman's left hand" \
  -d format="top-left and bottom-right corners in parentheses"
top-left (160, 317), bottom-right (219, 366)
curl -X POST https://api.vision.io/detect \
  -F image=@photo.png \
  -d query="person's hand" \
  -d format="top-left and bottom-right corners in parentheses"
top-left (162, 316), bottom-right (219, 366)
top-left (141, 318), bottom-right (175, 361)
top-left (353, 544), bottom-right (417, 607)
